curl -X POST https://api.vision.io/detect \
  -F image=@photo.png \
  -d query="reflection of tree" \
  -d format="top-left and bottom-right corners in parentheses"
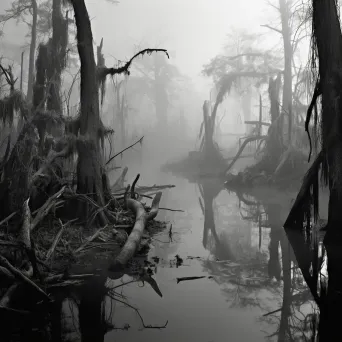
top-left (79, 276), bottom-right (107, 342)
top-left (285, 226), bottom-right (342, 340)
top-left (198, 179), bottom-right (234, 260)
top-left (221, 188), bottom-right (317, 340)
top-left (200, 186), bottom-right (274, 310)
top-left (1, 257), bottom-right (166, 340)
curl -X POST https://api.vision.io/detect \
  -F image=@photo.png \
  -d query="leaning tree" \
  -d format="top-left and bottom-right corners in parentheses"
top-left (284, 0), bottom-right (342, 338)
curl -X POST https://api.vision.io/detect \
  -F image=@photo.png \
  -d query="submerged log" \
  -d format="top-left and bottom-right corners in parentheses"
top-left (108, 191), bottom-right (162, 272)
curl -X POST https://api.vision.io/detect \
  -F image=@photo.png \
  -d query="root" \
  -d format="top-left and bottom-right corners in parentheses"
top-left (108, 189), bottom-right (162, 272)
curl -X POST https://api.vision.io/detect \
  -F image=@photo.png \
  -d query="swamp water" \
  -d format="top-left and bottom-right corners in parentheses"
top-left (6, 161), bottom-right (329, 341)
top-left (102, 172), bottom-right (319, 342)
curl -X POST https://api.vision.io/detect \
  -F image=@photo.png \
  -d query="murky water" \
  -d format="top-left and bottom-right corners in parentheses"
top-left (6, 157), bottom-right (331, 341)
top-left (97, 170), bottom-right (319, 342)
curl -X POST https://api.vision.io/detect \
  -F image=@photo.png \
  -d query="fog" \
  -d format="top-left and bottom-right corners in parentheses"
top-left (0, 0), bottom-right (310, 165)
top-left (1, 0), bottom-right (331, 341)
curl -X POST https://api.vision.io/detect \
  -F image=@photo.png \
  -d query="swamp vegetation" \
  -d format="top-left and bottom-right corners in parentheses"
top-left (0, 0), bottom-right (341, 341)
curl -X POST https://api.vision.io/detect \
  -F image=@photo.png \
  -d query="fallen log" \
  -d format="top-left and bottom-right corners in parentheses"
top-left (108, 191), bottom-right (162, 272)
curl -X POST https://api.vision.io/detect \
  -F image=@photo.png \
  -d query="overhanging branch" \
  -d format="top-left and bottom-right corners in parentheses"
top-left (98, 48), bottom-right (169, 79)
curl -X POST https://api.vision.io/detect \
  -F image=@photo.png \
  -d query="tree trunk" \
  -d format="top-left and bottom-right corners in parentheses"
top-left (279, 0), bottom-right (293, 145)
top-left (312, 0), bottom-right (342, 241)
top-left (3, 122), bottom-right (39, 219)
top-left (70, 0), bottom-right (108, 222)
top-left (203, 100), bottom-right (215, 158)
top-left (27, 0), bottom-right (38, 103)
top-left (267, 74), bottom-right (284, 167)
top-left (242, 86), bottom-right (252, 135)
top-left (47, 0), bottom-right (68, 114)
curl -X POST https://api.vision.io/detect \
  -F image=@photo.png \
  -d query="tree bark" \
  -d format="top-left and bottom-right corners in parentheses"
top-left (27, 0), bottom-right (38, 103)
top-left (47, 0), bottom-right (68, 113)
top-left (312, 0), bottom-right (342, 241)
top-left (70, 0), bottom-right (108, 222)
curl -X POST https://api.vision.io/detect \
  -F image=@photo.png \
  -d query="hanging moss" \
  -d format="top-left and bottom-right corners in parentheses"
top-left (32, 43), bottom-right (49, 110)
top-left (0, 90), bottom-right (27, 126)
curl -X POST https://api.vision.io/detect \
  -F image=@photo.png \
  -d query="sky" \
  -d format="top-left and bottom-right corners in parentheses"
top-left (86, 0), bottom-right (271, 93)
top-left (0, 0), bottom-right (275, 95)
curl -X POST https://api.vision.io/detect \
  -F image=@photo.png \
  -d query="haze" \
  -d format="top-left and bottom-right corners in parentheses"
top-left (1, 0), bottom-right (276, 94)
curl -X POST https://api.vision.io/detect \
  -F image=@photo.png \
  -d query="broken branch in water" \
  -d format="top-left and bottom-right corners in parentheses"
top-left (169, 224), bottom-right (173, 242)
top-left (176, 276), bottom-right (213, 284)
top-left (108, 295), bottom-right (168, 329)
top-left (159, 207), bottom-right (184, 213)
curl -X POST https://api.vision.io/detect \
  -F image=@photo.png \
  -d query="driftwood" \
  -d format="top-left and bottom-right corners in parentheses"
top-left (108, 191), bottom-right (162, 272)
top-left (176, 276), bottom-right (207, 284)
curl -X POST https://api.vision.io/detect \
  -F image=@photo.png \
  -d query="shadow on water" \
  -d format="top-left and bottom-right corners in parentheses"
top-left (285, 225), bottom-right (342, 341)
top-left (3, 169), bottom-right (339, 341)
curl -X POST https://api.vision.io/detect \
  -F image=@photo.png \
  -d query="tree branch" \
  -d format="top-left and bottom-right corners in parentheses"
top-left (99, 48), bottom-right (169, 79)
top-left (105, 136), bottom-right (144, 166)
top-left (261, 24), bottom-right (283, 35)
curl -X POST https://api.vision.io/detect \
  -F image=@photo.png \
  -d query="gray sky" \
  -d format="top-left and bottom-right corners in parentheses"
top-left (87, 0), bottom-right (270, 93)
top-left (1, 0), bottom-right (274, 94)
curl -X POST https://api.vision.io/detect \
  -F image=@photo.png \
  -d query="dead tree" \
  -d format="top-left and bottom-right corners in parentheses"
top-left (69, 0), bottom-right (168, 224)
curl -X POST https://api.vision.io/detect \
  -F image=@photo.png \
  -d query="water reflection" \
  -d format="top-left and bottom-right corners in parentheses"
top-left (285, 224), bottom-right (342, 341)
top-left (198, 179), bottom-right (234, 261)
top-left (3, 173), bottom-right (338, 341)
top-left (202, 185), bottom-right (318, 341)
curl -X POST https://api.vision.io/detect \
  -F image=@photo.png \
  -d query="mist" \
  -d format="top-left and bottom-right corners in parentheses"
top-left (0, 0), bottom-right (337, 341)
